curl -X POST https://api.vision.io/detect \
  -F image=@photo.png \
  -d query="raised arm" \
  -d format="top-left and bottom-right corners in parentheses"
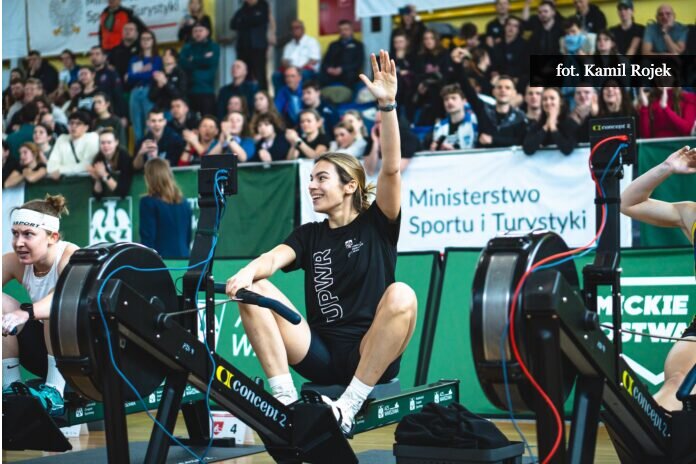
top-left (359, 50), bottom-right (401, 221)
top-left (621, 145), bottom-right (696, 240)
top-left (226, 244), bottom-right (296, 297)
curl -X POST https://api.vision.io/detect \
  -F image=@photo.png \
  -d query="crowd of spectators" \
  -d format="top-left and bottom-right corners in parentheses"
top-left (3, 0), bottom-right (696, 195)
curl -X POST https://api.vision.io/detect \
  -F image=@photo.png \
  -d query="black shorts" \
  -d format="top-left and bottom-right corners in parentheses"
top-left (292, 329), bottom-right (401, 386)
top-left (683, 314), bottom-right (696, 338)
top-left (17, 319), bottom-right (48, 378)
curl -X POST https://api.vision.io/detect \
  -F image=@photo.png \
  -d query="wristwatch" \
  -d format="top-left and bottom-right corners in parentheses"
top-left (20, 303), bottom-right (35, 321)
top-left (295, 139), bottom-right (303, 148)
top-left (102, 174), bottom-right (111, 182)
top-left (378, 102), bottom-right (397, 112)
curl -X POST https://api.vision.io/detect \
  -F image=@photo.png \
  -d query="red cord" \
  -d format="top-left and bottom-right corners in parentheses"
top-left (507, 135), bottom-right (627, 463)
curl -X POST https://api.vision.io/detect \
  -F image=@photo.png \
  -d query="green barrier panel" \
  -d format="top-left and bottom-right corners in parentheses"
top-left (637, 138), bottom-right (696, 248)
top-left (425, 246), bottom-right (694, 416)
top-left (23, 163), bottom-right (297, 258)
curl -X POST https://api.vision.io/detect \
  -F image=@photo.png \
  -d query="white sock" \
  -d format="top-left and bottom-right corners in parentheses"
top-left (338, 376), bottom-right (373, 417)
top-left (45, 355), bottom-right (66, 395)
top-left (2, 358), bottom-right (22, 389)
top-left (268, 373), bottom-right (297, 403)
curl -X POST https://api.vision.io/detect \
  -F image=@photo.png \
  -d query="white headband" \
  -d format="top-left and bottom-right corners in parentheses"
top-left (11, 209), bottom-right (60, 233)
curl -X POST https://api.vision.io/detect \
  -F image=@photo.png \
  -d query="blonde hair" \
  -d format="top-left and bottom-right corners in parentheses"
top-left (342, 110), bottom-right (368, 138)
top-left (316, 152), bottom-right (375, 213)
top-left (144, 158), bottom-right (183, 204)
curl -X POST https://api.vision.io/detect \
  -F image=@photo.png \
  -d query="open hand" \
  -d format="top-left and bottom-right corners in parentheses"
top-left (359, 50), bottom-right (397, 106)
top-left (664, 146), bottom-right (696, 174)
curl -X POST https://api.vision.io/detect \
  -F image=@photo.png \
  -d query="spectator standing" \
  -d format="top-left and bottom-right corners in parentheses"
top-left (526, 1), bottom-right (563, 55)
top-left (638, 87), bottom-right (696, 138)
top-left (47, 111), bottom-right (99, 178)
top-left (57, 50), bottom-right (80, 88)
top-left (87, 128), bottom-right (133, 199)
top-left (275, 66), bottom-right (304, 127)
top-left (179, 22), bottom-right (220, 117)
top-left (523, 87), bottom-right (576, 155)
top-left (391, 30), bottom-right (416, 109)
top-left (108, 22), bottom-right (141, 80)
top-left (148, 48), bottom-right (187, 113)
top-left (75, 67), bottom-right (100, 113)
top-left (485, 0), bottom-right (511, 48)
top-left (139, 158), bottom-right (192, 259)
top-left (133, 109), bottom-right (186, 169)
top-left (216, 60), bottom-right (258, 120)
top-left (251, 90), bottom-right (283, 124)
top-left (93, 92), bottom-right (126, 144)
top-left (98, 0), bottom-right (145, 52)
top-left (490, 16), bottom-right (530, 93)
top-left (274, 20), bottom-right (321, 89)
top-left (573, 0), bottom-right (606, 34)
top-left (27, 51), bottom-right (59, 95)
top-left (179, 116), bottom-right (220, 166)
top-left (302, 80), bottom-right (338, 135)
top-left (179, 0), bottom-right (212, 43)
top-left (609, 0), bottom-right (644, 56)
top-left (254, 113), bottom-right (290, 162)
top-left (568, 86), bottom-right (599, 143)
top-left (642, 4), bottom-right (687, 55)
top-left (3, 143), bottom-right (47, 188)
top-left (285, 109), bottom-right (329, 160)
top-left (430, 84), bottom-right (478, 151)
top-left (90, 46), bottom-right (127, 118)
top-left (230, 0), bottom-right (270, 90)
top-left (320, 20), bottom-right (365, 89)
top-left (127, 30), bottom-right (163, 142)
top-left (390, 4), bottom-right (425, 56)
top-left (413, 30), bottom-right (448, 84)
top-left (4, 79), bottom-right (26, 128)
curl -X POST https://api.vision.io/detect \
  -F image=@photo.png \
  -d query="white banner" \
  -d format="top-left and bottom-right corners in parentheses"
top-left (356, 0), bottom-right (486, 18)
top-left (27, 0), bottom-right (188, 56)
top-left (299, 148), bottom-right (633, 252)
top-left (3, 185), bottom-right (26, 254)
top-left (2, 1), bottom-right (28, 59)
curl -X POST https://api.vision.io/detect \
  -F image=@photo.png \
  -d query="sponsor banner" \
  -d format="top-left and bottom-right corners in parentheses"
top-left (356, 0), bottom-right (484, 18)
top-left (2, 0), bottom-right (28, 59)
top-left (299, 149), bottom-right (633, 252)
top-left (3, 185), bottom-right (25, 254)
top-left (27, 0), bottom-right (188, 56)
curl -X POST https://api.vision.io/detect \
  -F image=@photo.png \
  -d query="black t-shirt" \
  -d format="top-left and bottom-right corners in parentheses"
top-left (609, 23), bottom-right (645, 55)
top-left (282, 201), bottom-right (400, 344)
top-left (302, 133), bottom-right (331, 155)
top-left (3, 156), bottom-right (20, 186)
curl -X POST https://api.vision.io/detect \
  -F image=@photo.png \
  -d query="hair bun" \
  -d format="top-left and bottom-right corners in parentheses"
top-left (44, 194), bottom-right (69, 217)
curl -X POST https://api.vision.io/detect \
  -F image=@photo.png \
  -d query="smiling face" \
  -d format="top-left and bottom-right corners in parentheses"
top-left (300, 112), bottom-right (321, 136)
top-left (227, 112), bottom-right (245, 135)
top-left (493, 78), bottom-right (516, 104)
top-left (12, 224), bottom-right (57, 266)
top-left (602, 85), bottom-right (622, 106)
top-left (99, 132), bottom-right (118, 158)
top-left (199, 118), bottom-right (219, 142)
top-left (525, 86), bottom-right (543, 109)
top-left (542, 88), bottom-right (561, 113)
top-left (254, 92), bottom-right (270, 113)
top-left (574, 86), bottom-right (595, 107)
top-left (308, 160), bottom-right (356, 214)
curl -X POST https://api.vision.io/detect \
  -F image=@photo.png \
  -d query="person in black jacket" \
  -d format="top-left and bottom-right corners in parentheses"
top-left (148, 48), bottom-right (187, 112)
top-left (449, 48), bottom-right (527, 148)
top-left (27, 51), bottom-right (59, 95)
top-left (574, 0), bottom-right (606, 33)
top-left (108, 21), bottom-right (140, 80)
top-left (523, 87), bottom-right (577, 155)
top-left (490, 16), bottom-right (530, 93)
top-left (87, 128), bottom-right (133, 199)
top-left (230, 0), bottom-right (270, 90)
top-left (320, 20), bottom-right (365, 88)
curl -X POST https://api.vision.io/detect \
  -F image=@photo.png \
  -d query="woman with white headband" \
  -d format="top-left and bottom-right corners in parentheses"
top-left (2, 194), bottom-right (78, 416)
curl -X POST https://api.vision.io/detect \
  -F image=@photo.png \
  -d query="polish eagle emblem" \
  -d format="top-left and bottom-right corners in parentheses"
top-left (49, 0), bottom-right (83, 36)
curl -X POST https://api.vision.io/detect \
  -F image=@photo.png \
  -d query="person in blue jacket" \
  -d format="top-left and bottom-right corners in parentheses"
top-left (139, 158), bottom-right (192, 259)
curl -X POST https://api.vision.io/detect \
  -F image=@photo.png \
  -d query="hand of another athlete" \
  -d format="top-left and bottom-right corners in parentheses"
top-left (359, 50), bottom-right (397, 106)
top-left (2, 310), bottom-right (29, 336)
top-left (226, 268), bottom-right (255, 298)
top-left (664, 146), bottom-right (696, 174)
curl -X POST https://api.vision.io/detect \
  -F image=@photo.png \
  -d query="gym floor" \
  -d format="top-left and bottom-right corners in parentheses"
top-left (2, 413), bottom-right (621, 463)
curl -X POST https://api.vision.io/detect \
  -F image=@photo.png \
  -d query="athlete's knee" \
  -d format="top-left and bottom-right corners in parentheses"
top-left (238, 279), bottom-right (272, 314)
top-left (382, 283), bottom-right (417, 318)
top-left (3, 293), bottom-right (21, 314)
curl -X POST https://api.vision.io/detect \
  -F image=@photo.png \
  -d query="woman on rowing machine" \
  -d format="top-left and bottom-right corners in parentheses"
top-left (621, 145), bottom-right (696, 411)
top-left (226, 50), bottom-right (416, 435)
top-left (2, 194), bottom-right (79, 416)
